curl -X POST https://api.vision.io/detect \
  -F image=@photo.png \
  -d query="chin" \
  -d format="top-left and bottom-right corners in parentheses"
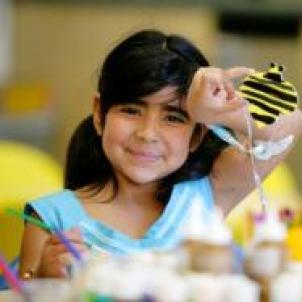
top-left (118, 165), bottom-right (178, 185)
top-left (123, 170), bottom-right (167, 185)
top-left (127, 175), bottom-right (160, 185)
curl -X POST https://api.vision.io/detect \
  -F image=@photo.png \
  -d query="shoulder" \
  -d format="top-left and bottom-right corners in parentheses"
top-left (24, 189), bottom-right (86, 230)
top-left (29, 189), bottom-right (71, 202)
top-left (25, 189), bottom-right (74, 211)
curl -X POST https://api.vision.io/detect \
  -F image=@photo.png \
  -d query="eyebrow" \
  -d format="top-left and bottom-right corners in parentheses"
top-left (165, 105), bottom-right (189, 118)
top-left (129, 98), bottom-right (189, 118)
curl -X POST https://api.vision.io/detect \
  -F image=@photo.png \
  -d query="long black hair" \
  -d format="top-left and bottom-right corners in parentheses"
top-left (65, 29), bottom-right (228, 203)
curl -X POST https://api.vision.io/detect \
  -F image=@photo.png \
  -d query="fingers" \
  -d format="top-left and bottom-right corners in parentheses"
top-left (225, 67), bottom-right (255, 80)
top-left (200, 66), bottom-right (250, 110)
top-left (223, 94), bottom-right (248, 113)
top-left (48, 228), bottom-right (84, 245)
top-left (187, 66), bottom-right (252, 125)
top-left (224, 80), bottom-right (236, 100)
top-left (215, 94), bottom-right (249, 116)
top-left (38, 262), bottom-right (67, 279)
top-left (38, 229), bottom-right (88, 278)
top-left (46, 228), bottom-right (87, 256)
top-left (197, 66), bottom-right (253, 99)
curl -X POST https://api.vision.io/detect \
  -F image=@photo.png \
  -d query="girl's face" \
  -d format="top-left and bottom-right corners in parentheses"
top-left (100, 86), bottom-right (200, 186)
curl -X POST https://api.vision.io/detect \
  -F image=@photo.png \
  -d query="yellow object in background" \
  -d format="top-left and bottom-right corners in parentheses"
top-left (226, 163), bottom-right (301, 246)
top-left (0, 141), bottom-right (63, 261)
top-left (287, 227), bottom-right (302, 261)
top-left (1, 82), bottom-right (51, 114)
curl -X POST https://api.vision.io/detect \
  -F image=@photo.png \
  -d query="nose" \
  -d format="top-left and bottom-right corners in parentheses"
top-left (135, 115), bottom-right (159, 143)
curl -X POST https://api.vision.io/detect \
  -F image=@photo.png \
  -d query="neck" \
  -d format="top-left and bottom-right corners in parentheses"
top-left (115, 176), bottom-right (159, 208)
top-left (77, 175), bottom-right (161, 209)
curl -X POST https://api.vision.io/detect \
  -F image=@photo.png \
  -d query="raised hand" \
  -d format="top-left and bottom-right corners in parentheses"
top-left (186, 66), bottom-right (254, 132)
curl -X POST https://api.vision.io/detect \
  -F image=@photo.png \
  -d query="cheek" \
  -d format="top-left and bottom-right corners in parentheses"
top-left (167, 128), bottom-right (194, 157)
top-left (102, 114), bottom-right (132, 152)
top-left (101, 116), bottom-right (128, 151)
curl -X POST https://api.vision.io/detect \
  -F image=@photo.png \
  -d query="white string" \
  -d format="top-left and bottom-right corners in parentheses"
top-left (245, 114), bottom-right (269, 213)
top-left (208, 118), bottom-right (271, 213)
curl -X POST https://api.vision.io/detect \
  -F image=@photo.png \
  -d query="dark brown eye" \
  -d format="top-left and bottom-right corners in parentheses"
top-left (165, 113), bottom-right (187, 123)
top-left (120, 106), bottom-right (141, 115)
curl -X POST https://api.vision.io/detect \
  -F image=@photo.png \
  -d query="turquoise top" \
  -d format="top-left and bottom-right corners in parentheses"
top-left (25, 177), bottom-right (214, 255)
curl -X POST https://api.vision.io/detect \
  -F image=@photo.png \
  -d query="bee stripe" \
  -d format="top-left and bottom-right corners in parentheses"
top-left (240, 89), bottom-right (296, 117)
top-left (249, 75), bottom-right (295, 91)
top-left (249, 106), bottom-right (276, 123)
top-left (240, 89), bottom-right (296, 111)
top-left (249, 102), bottom-right (276, 118)
top-left (245, 97), bottom-right (281, 116)
top-left (243, 80), bottom-right (297, 103)
top-left (251, 113), bottom-right (275, 124)
top-left (260, 82), bottom-right (297, 98)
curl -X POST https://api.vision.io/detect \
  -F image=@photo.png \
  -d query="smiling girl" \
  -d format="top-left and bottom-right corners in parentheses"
top-left (19, 29), bottom-right (302, 278)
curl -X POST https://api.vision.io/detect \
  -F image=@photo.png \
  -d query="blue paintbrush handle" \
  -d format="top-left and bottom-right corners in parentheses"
top-left (54, 230), bottom-right (83, 263)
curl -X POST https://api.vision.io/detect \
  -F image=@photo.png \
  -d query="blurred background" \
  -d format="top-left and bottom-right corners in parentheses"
top-left (0, 0), bottom-right (301, 163)
top-left (1, 0), bottom-right (302, 259)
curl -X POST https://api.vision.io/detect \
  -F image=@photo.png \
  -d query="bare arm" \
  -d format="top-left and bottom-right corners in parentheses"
top-left (211, 109), bottom-right (302, 215)
top-left (19, 215), bottom-right (87, 278)
top-left (186, 66), bottom-right (302, 215)
top-left (19, 221), bottom-right (50, 278)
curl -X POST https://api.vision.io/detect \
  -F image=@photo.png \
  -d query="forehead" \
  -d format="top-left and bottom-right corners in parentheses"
top-left (141, 86), bottom-right (185, 108)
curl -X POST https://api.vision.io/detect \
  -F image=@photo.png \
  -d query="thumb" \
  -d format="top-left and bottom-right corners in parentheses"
top-left (225, 67), bottom-right (255, 80)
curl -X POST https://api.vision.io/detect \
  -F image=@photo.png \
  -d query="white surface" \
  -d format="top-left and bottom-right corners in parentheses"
top-left (0, 290), bottom-right (12, 302)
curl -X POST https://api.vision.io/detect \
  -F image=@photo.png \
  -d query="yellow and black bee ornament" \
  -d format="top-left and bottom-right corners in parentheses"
top-left (239, 62), bottom-right (299, 127)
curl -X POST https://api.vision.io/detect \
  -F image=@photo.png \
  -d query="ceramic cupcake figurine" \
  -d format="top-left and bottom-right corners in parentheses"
top-left (244, 211), bottom-right (288, 302)
top-left (182, 198), bottom-right (233, 274)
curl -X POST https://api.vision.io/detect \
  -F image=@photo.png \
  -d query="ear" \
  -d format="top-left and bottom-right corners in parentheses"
top-left (189, 125), bottom-right (207, 152)
top-left (92, 92), bottom-right (102, 136)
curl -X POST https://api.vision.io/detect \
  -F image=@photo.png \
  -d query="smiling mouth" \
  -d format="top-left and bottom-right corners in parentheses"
top-left (127, 149), bottom-right (161, 162)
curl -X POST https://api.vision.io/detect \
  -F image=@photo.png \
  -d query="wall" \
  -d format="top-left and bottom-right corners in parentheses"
top-left (12, 3), bottom-right (217, 162)
top-left (9, 2), bottom-right (302, 189)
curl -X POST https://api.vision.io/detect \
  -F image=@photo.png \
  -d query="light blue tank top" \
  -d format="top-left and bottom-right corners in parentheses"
top-left (25, 177), bottom-right (214, 255)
